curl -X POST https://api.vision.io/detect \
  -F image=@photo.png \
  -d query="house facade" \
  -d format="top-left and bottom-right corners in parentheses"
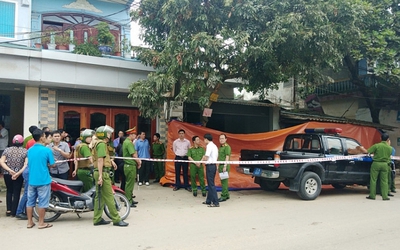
top-left (256, 75), bottom-right (400, 152)
top-left (0, 0), bottom-right (163, 143)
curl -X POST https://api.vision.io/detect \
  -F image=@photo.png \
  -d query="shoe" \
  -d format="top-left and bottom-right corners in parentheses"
top-left (132, 200), bottom-right (138, 204)
top-left (193, 191), bottom-right (197, 197)
top-left (383, 198), bottom-right (390, 201)
top-left (173, 187), bottom-right (180, 191)
top-left (388, 193), bottom-right (394, 197)
top-left (202, 201), bottom-right (211, 205)
top-left (16, 213), bottom-right (27, 220)
top-left (38, 223), bottom-right (53, 229)
top-left (218, 198), bottom-right (227, 202)
top-left (145, 182), bottom-right (150, 186)
top-left (94, 218), bottom-right (111, 226)
top-left (113, 220), bottom-right (129, 227)
top-left (208, 204), bottom-right (220, 207)
top-left (366, 196), bottom-right (375, 200)
top-left (138, 182), bottom-right (143, 186)
top-left (6, 211), bottom-right (11, 217)
top-left (391, 190), bottom-right (397, 193)
top-left (186, 187), bottom-right (192, 192)
top-left (132, 195), bottom-right (136, 199)
top-left (130, 203), bottom-right (137, 208)
top-left (202, 192), bottom-right (206, 197)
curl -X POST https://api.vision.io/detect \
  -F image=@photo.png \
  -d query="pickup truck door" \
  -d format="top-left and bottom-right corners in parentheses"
top-left (343, 138), bottom-right (371, 183)
top-left (325, 137), bottom-right (349, 181)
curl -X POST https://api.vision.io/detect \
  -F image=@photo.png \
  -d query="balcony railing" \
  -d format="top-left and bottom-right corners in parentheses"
top-left (314, 80), bottom-right (358, 96)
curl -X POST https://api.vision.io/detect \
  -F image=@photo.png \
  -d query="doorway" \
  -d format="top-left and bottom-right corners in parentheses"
top-left (58, 104), bottom-right (153, 143)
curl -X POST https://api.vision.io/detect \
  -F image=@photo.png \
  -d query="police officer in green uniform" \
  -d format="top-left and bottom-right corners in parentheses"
top-left (218, 134), bottom-right (231, 202)
top-left (152, 133), bottom-right (165, 183)
top-left (123, 127), bottom-right (141, 207)
top-left (366, 133), bottom-right (392, 201)
top-left (72, 129), bottom-right (94, 192)
top-left (92, 125), bottom-right (128, 226)
top-left (187, 136), bottom-right (206, 197)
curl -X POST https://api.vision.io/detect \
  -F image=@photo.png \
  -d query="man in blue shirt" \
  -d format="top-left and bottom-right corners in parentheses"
top-left (26, 129), bottom-right (55, 229)
top-left (135, 131), bottom-right (151, 186)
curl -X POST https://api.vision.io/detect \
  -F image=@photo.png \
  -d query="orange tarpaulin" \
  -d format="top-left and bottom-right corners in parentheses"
top-left (160, 120), bottom-right (381, 189)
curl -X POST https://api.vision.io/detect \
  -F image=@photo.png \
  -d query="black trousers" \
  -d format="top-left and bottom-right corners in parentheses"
top-left (4, 174), bottom-right (24, 216)
top-left (175, 156), bottom-right (189, 188)
top-left (50, 172), bottom-right (69, 180)
top-left (139, 160), bottom-right (151, 183)
top-left (205, 164), bottom-right (219, 205)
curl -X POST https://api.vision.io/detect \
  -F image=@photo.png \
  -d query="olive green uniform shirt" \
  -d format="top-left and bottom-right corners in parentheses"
top-left (368, 141), bottom-right (392, 163)
top-left (123, 139), bottom-right (136, 166)
top-left (187, 146), bottom-right (205, 166)
top-left (218, 143), bottom-right (231, 166)
top-left (152, 142), bottom-right (165, 157)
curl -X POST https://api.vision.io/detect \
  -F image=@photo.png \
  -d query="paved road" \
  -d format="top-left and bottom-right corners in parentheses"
top-left (1, 183), bottom-right (400, 250)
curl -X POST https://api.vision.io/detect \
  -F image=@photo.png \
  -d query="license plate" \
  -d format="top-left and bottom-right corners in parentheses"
top-left (253, 168), bottom-right (261, 176)
top-left (261, 171), bottom-right (273, 178)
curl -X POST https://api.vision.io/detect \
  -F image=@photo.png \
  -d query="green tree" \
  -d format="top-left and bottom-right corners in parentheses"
top-left (129, 0), bottom-right (400, 124)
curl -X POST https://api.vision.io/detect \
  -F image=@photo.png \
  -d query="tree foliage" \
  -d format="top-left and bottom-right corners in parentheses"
top-left (129, 0), bottom-right (400, 124)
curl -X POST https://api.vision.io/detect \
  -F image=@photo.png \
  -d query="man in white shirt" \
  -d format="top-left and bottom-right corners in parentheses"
top-left (0, 121), bottom-right (9, 156)
top-left (201, 134), bottom-right (219, 207)
top-left (172, 129), bottom-right (191, 191)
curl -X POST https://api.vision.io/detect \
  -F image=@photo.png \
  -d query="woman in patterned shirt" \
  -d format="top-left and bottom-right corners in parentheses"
top-left (0, 134), bottom-right (27, 217)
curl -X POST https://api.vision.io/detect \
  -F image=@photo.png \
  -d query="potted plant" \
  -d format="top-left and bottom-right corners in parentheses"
top-left (42, 30), bottom-right (56, 50)
top-left (73, 37), bottom-right (102, 57)
top-left (30, 31), bottom-right (42, 48)
top-left (55, 31), bottom-right (70, 50)
top-left (96, 22), bottom-right (115, 55)
top-left (65, 29), bottom-right (77, 52)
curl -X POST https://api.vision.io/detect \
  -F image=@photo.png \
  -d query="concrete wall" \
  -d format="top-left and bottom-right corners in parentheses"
top-left (24, 86), bottom-right (39, 137)
top-left (0, 46), bottom-right (153, 92)
top-left (0, 0), bottom-right (32, 47)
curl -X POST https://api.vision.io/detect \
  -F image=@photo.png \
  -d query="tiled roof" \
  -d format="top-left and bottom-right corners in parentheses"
top-left (280, 110), bottom-right (396, 131)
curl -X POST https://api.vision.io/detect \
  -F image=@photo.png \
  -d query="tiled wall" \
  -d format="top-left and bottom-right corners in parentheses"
top-left (39, 88), bottom-right (57, 130)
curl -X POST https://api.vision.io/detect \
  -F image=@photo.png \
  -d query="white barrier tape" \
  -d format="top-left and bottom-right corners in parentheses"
top-left (55, 157), bottom-right (89, 164)
top-left (54, 154), bottom-right (400, 165)
top-left (112, 154), bottom-right (396, 165)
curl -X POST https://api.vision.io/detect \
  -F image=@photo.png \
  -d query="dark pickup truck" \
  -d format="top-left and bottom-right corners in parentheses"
top-left (237, 128), bottom-right (372, 200)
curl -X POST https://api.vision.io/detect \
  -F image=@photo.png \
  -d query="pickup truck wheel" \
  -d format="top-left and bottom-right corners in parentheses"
top-left (332, 184), bottom-right (346, 189)
top-left (260, 180), bottom-right (281, 191)
top-left (297, 172), bottom-right (321, 200)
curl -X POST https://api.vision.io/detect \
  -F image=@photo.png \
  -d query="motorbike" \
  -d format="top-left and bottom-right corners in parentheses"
top-left (33, 178), bottom-right (130, 222)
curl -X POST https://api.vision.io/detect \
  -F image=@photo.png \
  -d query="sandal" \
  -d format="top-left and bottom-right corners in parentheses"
top-left (38, 223), bottom-right (53, 229)
top-left (27, 223), bottom-right (36, 229)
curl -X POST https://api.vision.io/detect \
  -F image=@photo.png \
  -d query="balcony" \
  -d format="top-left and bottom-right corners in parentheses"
top-left (314, 80), bottom-right (359, 96)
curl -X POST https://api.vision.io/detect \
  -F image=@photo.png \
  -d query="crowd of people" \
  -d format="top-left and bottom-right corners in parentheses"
top-left (2, 121), bottom-right (395, 228)
top-left (0, 124), bottom-right (169, 227)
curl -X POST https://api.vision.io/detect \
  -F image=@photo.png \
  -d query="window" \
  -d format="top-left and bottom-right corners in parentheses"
top-left (0, 1), bottom-right (16, 38)
top-left (326, 138), bottom-right (343, 155)
top-left (345, 139), bottom-right (362, 155)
